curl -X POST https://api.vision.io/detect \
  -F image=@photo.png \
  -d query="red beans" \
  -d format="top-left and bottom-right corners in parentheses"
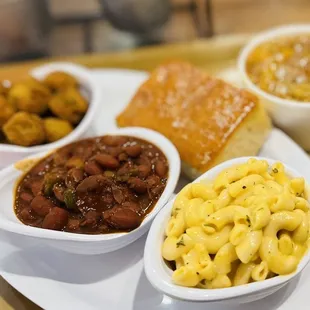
top-left (122, 201), bottom-right (140, 213)
top-left (80, 210), bottom-right (99, 227)
top-left (103, 206), bottom-right (141, 229)
top-left (65, 168), bottom-right (84, 188)
top-left (20, 208), bottom-right (36, 221)
top-left (42, 207), bottom-right (69, 230)
top-left (155, 161), bottom-right (168, 177)
top-left (124, 144), bottom-right (142, 157)
top-left (112, 185), bottom-right (125, 204)
top-left (70, 168), bottom-right (84, 182)
top-left (108, 147), bottom-right (123, 157)
top-left (93, 154), bottom-right (120, 169)
top-left (146, 175), bottom-right (161, 187)
top-left (30, 195), bottom-right (57, 216)
top-left (102, 193), bottom-right (114, 206)
top-left (128, 177), bottom-right (147, 194)
top-left (30, 160), bottom-right (49, 175)
top-left (84, 161), bottom-right (103, 175)
top-left (117, 163), bottom-right (133, 176)
top-left (138, 164), bottom-right (151, 178)
top-left (52, 148), bottom-right (72, 166)
top-left (118, 152), bottom-right (128, 162)
top-left (67, 218), bottom-right (80, 231)
top-left (76, 175), bottom-right (107, 192)
top-left (101, 135), bottom-right (126, 146)
top-left (30, 179), bottom-right (44, 196)
top-left (20, 192), bottom-right (34, 203)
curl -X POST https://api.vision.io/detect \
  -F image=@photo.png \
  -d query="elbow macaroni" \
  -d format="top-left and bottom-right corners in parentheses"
top-left (162, 159), bottom-right (310, 289)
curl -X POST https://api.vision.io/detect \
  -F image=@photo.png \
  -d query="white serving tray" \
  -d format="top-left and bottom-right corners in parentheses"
top-left (1, 69), bottom-right (310, 310)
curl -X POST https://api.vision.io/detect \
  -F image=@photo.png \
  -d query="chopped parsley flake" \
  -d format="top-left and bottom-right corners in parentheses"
top-left (246, 215), bottom-right (251, 227)
top-left (176, 237), bottom-right (185, 248)
top-left (172, 207), bottom-right (181, 216)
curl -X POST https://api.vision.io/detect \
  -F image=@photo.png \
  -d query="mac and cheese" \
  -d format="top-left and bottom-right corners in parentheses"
top-left (162, 159), bottom-right (310, 289)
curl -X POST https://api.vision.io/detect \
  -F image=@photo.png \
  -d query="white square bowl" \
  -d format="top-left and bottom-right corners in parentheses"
top-left (144, 156), bottom-right (310, 304)
top-left (0, 127), bottom-right (181, 255)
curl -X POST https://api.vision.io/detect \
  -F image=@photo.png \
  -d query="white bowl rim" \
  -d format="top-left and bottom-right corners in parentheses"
top-left (0, 62), bottom-right (101, 153)
top-left (144, 156), bottom-right (310, 302)
top-left (0, 127), bottom-right (181, 242)
top-left (238, 24), bottom-right (310, 107)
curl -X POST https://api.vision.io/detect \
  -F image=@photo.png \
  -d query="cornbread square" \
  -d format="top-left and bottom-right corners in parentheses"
top-left (117, 62), bottom-right (271, 179)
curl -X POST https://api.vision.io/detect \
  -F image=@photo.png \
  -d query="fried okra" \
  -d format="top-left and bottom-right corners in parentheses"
top-left (0, 96), bottom-right (15, 128)
top-left (48, 87), bottom-right (88, 124)
top-left (43, 71), bottom-right (78, 91)
top-left (0, 80), bottom-right (11, 96)
top-left (44, 117), bottom-right (73, 142)
top-left (8, 78), bottom-right (51, 114)
top-left (3, 112), bottom-right (46, 146)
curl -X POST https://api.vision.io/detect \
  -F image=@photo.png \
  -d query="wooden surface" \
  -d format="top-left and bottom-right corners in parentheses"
top-left (0, 34), bottom-right (250, 310)
top-left (0, 34), bottom-right (250, 82)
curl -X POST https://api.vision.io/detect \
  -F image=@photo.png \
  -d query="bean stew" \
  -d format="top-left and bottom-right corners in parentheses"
top-left (14, 135), bottom-right (169, 234)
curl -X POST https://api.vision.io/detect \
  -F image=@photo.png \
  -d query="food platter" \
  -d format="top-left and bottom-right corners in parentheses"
top-left (1, 68), bottom-right (310, 310)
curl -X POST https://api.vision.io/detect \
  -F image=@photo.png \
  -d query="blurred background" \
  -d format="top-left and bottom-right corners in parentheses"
top-left (0, 0), bottom-right (309, 62)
